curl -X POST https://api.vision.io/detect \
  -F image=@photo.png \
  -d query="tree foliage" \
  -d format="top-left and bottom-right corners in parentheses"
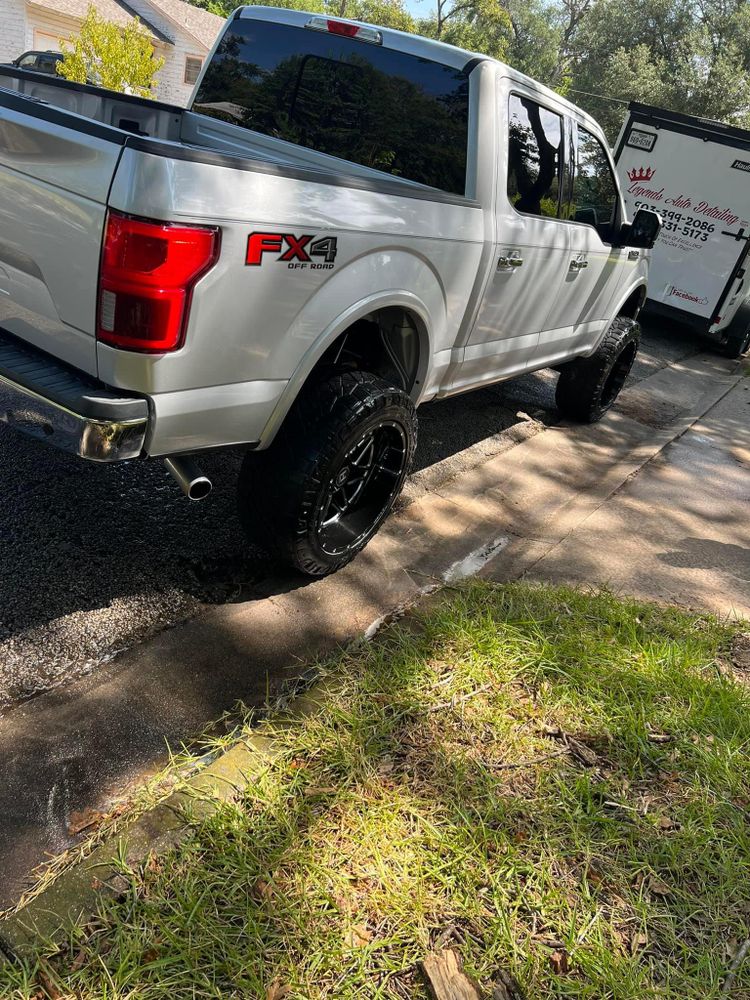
top-left (58, 5), bottom-right (164, 97)
top-left (186, 0), bottom-right (750, 140)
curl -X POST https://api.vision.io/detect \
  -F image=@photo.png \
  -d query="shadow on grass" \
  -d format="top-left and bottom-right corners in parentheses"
top-left (6, 582), bottom-right (750, 999)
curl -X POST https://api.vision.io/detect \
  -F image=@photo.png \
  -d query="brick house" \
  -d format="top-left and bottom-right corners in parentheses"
top-left (0, 0), bottom-right (224, 105)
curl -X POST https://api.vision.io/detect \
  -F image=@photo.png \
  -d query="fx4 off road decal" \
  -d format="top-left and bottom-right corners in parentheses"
top-left (246, 233), bottom-right (338, 270)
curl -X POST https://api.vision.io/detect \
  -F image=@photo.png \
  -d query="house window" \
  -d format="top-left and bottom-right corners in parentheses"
top-left (184, 56), bottom-right (202, 86)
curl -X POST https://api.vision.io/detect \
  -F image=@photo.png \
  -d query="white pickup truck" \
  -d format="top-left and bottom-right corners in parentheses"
top-left (0, 6), bottom-right (660, 576)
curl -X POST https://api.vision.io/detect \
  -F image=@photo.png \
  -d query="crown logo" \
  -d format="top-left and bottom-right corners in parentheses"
top-left (628, 166), bottom-right (655, 182)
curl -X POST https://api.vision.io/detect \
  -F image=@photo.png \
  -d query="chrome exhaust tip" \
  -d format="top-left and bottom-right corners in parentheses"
top-left (164, 455), bottom-right (212, 501)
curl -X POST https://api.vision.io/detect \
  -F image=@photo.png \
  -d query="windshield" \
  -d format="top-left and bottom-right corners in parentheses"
top-left (193, 18), bottom-right (470, 195)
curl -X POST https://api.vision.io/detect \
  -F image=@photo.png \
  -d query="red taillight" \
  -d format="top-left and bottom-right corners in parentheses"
top-left (325, 19), bottom-right (360, 36)
top-left (305, 15), bottom-right (383, 44)
top-left (97, 211), bottom-right (219, 353)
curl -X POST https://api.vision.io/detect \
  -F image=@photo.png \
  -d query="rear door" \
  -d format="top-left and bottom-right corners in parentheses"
top-left (454, 87), bottom-right (570, 389)
top-left (535, 119), bottom-right (629, 365)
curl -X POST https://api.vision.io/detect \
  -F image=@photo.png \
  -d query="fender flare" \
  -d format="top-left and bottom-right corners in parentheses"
top-left (258, 289), bottom-right (434, 448)
top-left (610, 280), bottom-right (648, 323)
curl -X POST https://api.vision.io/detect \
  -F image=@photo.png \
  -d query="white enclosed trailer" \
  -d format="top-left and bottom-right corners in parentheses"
top-left (614, 102), bottom-right (750, 356)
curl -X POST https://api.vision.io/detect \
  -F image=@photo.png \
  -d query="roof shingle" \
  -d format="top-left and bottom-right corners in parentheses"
top-left (141, 0), bottom-right (223, 49)
top-left (27, 0), bottom-right (224, 50)
top-left (27, 0), bottom-right (166, 43)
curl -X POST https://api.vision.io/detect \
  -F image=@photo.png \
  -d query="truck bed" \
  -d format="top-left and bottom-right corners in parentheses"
top-left (0, 66), bottom-right (443, 190)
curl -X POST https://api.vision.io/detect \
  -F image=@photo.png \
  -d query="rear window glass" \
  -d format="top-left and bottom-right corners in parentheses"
top-left (193, 18), bottom-right (470, 195)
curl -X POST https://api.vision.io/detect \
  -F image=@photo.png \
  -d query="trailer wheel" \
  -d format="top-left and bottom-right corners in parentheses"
top-left (238, 371), bottom-right (416, 577)
top-left (556, 316), bottom-right (640, 423)
top-left (720, 305), bottom-right (750, 358)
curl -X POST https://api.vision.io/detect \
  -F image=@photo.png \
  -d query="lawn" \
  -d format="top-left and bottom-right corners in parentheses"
top-left (3, 581), bottom-right (750, 999)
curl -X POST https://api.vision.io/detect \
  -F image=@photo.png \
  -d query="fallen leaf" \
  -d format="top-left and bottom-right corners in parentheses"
top-left (266, 979), bottom-right (292, 1000)
top-left (657, 816), bottom-right (679, 831)
top-left (549, 950), bottom-right (570, 974)
top-left (67, 807), bottom-right (104, 836)
top-left (254, 879), bottom-right (273, 901)
top-left (649, 876), bottom-right (672, 896)
top-left (36, 969), bottom-right (62, 999)
top-left (630, 931), bottom-right (648, 955)
top-left (377, 757), bottom-right (395, 775)
top-left (585, 865), bottom-right (603, 887)
top-left (647, 733), bottom-right (673, 743)
top-left (344, 923), bottom-right (372, 949)
top-left (565, 736), bottom-right (598, 767)
top-left (69, 948), bottom-right (87, 973)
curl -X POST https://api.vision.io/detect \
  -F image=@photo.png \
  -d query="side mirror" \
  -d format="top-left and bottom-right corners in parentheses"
top-left (621, 207), bottom-right (662, 249)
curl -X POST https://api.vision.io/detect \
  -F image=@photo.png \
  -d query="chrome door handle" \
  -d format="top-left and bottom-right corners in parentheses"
top-left (498, 254), bottom-right (523, 269)
top-left (570, 258), bottom-right (588, 270)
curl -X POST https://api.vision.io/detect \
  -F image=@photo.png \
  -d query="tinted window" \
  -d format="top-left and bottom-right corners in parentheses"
top-left (194, 19), bottom-right (470, 194)
top-left (571, 126), bottom-right (618, 240)
top-left (507, 95), bottom-right (562, 217)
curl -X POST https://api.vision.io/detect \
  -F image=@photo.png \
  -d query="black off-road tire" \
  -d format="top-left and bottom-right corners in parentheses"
top-left (238, 371), bottom-right (417, 577)
top-left (555, 316), bottom-right (640, 423)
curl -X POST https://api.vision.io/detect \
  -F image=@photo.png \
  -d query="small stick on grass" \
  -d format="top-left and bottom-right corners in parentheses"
top-left (427, 684), bottom-right (492, 713)
top-left (492, 750), bottom-right (568, 770)
top-left (723, 938), bottom-right (750, 994)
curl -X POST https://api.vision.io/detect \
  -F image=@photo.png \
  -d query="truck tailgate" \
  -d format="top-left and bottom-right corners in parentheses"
top-left (0, 90), bottom-right (126, 376)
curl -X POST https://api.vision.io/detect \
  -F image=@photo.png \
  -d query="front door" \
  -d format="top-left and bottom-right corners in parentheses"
top-left (453, 89), bottom-right (571, 392)
top-left (536, 119), bottom-right (629, 365)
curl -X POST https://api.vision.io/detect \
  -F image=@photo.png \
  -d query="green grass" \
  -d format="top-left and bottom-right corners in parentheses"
top-left (3, 581), bottom-right (750, 999)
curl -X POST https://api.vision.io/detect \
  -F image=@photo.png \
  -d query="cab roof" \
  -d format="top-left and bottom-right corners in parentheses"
top-left (235, 6), bottom-right (606, 137)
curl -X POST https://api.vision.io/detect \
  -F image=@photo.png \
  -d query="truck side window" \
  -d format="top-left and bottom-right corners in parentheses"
top-left (507, 95), bottom-right (562, 218)
top-left (571, 126), bottom-right (618, 241)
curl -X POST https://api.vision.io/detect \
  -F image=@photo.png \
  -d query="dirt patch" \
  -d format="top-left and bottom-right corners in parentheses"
top-left (615, 390), bottom-right (685, 428)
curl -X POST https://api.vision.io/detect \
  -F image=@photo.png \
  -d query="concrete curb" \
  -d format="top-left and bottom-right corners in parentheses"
top-left (0, 677), bottom-right (343, 960)
top-left (0, 353), bottom-right (743, 961)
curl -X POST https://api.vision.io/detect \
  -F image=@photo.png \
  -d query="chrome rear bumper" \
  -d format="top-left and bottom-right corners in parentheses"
top-left (0, 331), bottom-right (149, 463)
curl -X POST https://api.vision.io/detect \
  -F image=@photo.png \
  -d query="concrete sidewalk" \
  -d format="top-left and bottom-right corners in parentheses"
top-left (486, 365), bottom-right (750, 617)
top-left (0, 348), bottom-right (744, 909)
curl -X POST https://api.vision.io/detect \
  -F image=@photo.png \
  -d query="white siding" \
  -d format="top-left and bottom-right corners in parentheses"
top-left (0, 0), bottom-right (29, 63)
top-left (25, 9), bottom-right (79, 51)
top-left (119, 0), bottom-right (210, 105)
top-left (152, 33), bottom-right (206, 106)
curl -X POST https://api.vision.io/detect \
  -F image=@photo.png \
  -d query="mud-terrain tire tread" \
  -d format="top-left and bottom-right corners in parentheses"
top-left (555, 316), bottom-right (640, 423)
top-left (238, 371), bottom-right (416, 577)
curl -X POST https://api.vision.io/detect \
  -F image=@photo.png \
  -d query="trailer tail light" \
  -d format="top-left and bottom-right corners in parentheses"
top-left (97, 211), bottom-right (219, 353)
top-left (305, 16), bottom-right (382, 44)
